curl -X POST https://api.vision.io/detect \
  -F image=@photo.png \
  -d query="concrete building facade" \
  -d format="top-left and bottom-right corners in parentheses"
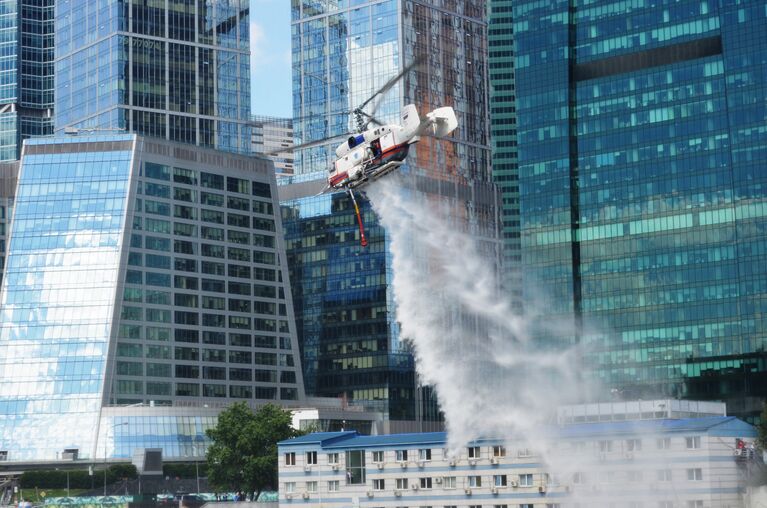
top-left (278, 407), bottom-right (757, 507)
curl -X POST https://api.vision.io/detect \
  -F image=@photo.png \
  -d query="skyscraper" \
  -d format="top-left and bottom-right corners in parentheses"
top-left (282, 0), bottom-right (496, 427)
top-left (0, 0), bottom-right (54, 161)
top-left (496, 0), bottom-right (767, 419)
top-left (54, 1), bottom-right (251, 153)
top-left (0, 133), bottom-right (304, 462)
top-left (251, 116), bottom-right (295, 176)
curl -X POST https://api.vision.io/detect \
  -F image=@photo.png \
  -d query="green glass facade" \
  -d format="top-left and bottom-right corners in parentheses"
top-left (495, 0), bottom-right (767, 419)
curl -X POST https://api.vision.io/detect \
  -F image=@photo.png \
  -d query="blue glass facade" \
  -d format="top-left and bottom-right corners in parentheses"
top-left (0, 134), bottom-right (305, 462)
top-left (0, 135), bottom-right (134, 461)
top-left (0, 0), bottom-right (54, 162)
top-left (501, 0), bottom-right (767, 419)
top-left (286, 1), bottom-right (496, 426)
top-left (54, 0), bottom-right (251, 154)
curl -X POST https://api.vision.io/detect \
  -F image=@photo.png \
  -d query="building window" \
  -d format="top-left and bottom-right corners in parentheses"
top-left (327, 452), bottom-right (339, 464)
top-left (373, 479), bottom-right (385, 491)
top-left (306, 481), bottom-right (317, 493)
top-left (573, 472), bottom-right (585, 484)
top-left (443, 476), bottom-right (456, 489)
top-left (658, 502), bottom-right (673, 508)
top-left (419, 448), bottom-right (432, 461)
top-left (520, 505), bottom-right (534, 508)
top-left (372, 451), bottom-right (384, 463)
top-left (284, 482), bottom-right (295, 493)
top-left (656, 438), bottom-right (671, 450)
top-left (420, 477), bottom-right (432, 489)
top-left (306, 451), bottom-right (317, 465)
top-left (467, 446), bottom-right (480, 459)
top-left (519, 473), bottom-right (533, 487)
top-left (327, 480), bottom-right (339, 492)
top-left (687, 468), bottom-right (703, 481)
top-left (494, 475), bottom-right (507, 487)
top-left (396, 449), bottom-right (408, 461)
top-left (598, 440), bottom-right (612, 452)
top-left (687, 502), bottom-right (704, 508)
top-left (657, 469), bottom-right (672, 482)
top-left (345, 450), bottom-right (365, 484)
top-left (686, 436), bottom-right (701, 449)
top-left (517, 447), bottom-right (531, 458)
top-left (625, 439), bottom-right (642, 451)
top-left (396, 478), bottom-right (408, 490)
top-left (468, 475), bottom-right (481, 488)
top-left (493, 445), bottom-right (506, 457)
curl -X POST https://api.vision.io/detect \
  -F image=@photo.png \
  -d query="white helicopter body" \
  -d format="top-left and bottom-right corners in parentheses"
top-left (328, 104), bottom-right (458, 190)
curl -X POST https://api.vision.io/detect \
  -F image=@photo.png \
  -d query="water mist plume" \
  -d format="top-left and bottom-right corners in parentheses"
top-left (366, 178), bottom-right (591, 453)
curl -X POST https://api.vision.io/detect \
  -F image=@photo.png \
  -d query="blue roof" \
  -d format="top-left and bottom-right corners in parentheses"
top-left (278, 431), bottom-right (357, 447)
top-left (278, 417), bottom-right (755, 449)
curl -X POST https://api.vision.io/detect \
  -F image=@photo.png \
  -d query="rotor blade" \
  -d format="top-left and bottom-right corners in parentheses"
top-left (357, 56), bottom-right (425, 113)
top-left (263, 133), bottom-right (351, 156)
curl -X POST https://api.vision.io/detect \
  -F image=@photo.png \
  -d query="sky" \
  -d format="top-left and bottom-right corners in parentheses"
top-left (250, 0), bottom-right (292, 118)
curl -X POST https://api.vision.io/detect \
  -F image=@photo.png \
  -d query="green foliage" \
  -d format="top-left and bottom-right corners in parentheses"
top-left (19, 465), bottom-right (136, 490)
top-left (205, 403), bottom-right (301, 497)
top-left (758, 403), bottom-right (767, 450)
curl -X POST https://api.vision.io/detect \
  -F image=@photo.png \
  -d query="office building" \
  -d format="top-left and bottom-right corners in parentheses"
top-left (251, 116), bottom-right (294, 176)
top-left (0, 0), bottom-right (54, 161)
top-left (277, 401), bottom-right (756, 508)
top-left (54, 1), bottom-right (251, 153)
top-left (283, 0), bottom-right (496, 427)
top-left (495, 1), bottom-right (767, 419)
top-left (0, 133), bottom-right (304, 462)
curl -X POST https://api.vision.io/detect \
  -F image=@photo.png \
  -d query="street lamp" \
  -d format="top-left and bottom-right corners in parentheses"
top-left (104, 422), bottom-right (129, 496)
top-left (193, 437), bottom-right (205, 494)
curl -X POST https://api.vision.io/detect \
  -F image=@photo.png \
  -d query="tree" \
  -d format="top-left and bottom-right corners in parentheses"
top-left (206, 402), bottom-right (301, 499)
top-left (758, 402), bottom-right (767, 450)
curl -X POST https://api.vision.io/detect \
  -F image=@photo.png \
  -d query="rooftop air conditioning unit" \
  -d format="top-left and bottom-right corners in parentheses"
top-left (394, 490), bottom-right (402, 497)
top-left (331, 464), bottom-right (339, 471)
top-left (412, 484), bottom-right (419, 490)
top-left (511, 480), bottom-right (518, 487)
top-left (418, 460), bottom-right (426, 468)
top-left (302, 492), bottom-right (309, 499)
top-left (490, 457), bottom-right (499, 465)
top-left (435, 477), bottom-right (442, 484)
top-left (539, 485), bottom-right (546, 493)
top-left (464, 487), bottom-right (472, 495)
top-left (304, 465), bottom-right (311, 472)
top-left (366, 490), bottom-right (373, 497)
top-left (469, 459), bottom-right (477, 466)
top-left (400, 461), bottom-right (408, 468)
top-left (491, 487), bottom-right (498, 494)
top-left (449, 459), bottom-right (456, 467)
top-left (377, 462), bottom-right (384, 469)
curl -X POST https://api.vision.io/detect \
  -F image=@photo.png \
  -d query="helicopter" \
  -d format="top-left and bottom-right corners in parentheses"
top-left (285, 58), bottom-right (459, 247)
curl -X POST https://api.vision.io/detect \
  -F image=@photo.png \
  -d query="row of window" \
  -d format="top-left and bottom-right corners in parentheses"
top-left (285, 437), bottom-right (702, 466)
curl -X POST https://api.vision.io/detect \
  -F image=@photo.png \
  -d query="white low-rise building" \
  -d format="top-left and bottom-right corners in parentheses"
top-left (278, 411), bottom-right (757, 507)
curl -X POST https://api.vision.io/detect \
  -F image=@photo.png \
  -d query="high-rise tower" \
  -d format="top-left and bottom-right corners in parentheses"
top-left (0, 0), bottom-right (54, 161)
top-left (54, 1), bottom-right (251, 153)
top-left (0, 134), bottom-right (304, 462)
top-left (282, 0), bottom-right (497, 427)
top-left (496, 0), bottom-right (767, 420)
